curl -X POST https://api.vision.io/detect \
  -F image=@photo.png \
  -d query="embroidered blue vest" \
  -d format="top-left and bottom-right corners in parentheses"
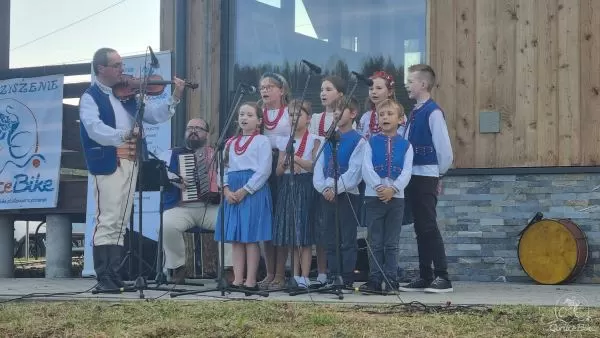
top-left (323, 130), bottom-right (362, 178)
top-left (369, 134), bottom-right (410, 180)
top-left (79, 84), bottom-right (147, 175)
top-left (407, 99), bottom-right (442, 165)
top-left (162, 147), bottom-right (191, 211)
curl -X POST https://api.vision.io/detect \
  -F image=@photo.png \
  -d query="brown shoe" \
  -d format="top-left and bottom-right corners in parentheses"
top-left (171, 266), bottom-right (187, 284)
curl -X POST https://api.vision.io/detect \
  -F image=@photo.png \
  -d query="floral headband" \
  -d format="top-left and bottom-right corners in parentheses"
top-left (370, 71), bottom-right (395, 89)
top-left (261, 72), bottom-right (289, 89)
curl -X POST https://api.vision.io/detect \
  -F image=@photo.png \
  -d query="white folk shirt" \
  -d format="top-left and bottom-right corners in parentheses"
top-left (223, 134), bottom-right (272, 194)
top-left (79, 80), bottom-right (179, 147)
top-left (359, 110), bottom-right (407, 139)
top-left (403, 100), bottom-right (453, 177)
top-left (362, 141), bottom-right (413, 199)
top-left (275, 133), bottom-right (320, 174)
top-left (312, 136), bottom-right (366, 195)
top-left (263, 106), bottom-right (291, 149)
top-left (309, 111), bottom-right (357, 140)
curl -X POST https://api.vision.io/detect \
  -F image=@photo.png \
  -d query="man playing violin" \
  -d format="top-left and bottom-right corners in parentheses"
top-left (79, 47), bottom-right (186, 292)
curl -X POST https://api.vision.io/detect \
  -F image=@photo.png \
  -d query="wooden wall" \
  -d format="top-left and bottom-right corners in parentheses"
top-left (429, 0), bottom-right (600, 168)
top-left (160, 0), bottom-right (222, 142)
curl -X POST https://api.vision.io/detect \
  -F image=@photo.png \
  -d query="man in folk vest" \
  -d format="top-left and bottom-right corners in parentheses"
top-left (159, 118), bottom-right (232, 284)
top-left (79, 47), bottom-right (185, 291)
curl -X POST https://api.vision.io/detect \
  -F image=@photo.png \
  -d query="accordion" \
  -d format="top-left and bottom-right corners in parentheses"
top-left (177, 153), bottom-right (218, 203)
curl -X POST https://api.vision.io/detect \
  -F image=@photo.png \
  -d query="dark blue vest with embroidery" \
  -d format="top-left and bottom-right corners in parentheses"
top-left (79, 84), bottom-right (147, 175)
top-left (407, 99), bottom-right (442, 165)
top-left (163, 147), bottom-right (192, 211)
top-left (369, 134), bottom-right (410, 180)
top-left (323, 130), bottom-right (362, 178)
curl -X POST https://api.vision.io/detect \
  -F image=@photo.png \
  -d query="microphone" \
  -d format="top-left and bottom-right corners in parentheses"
top-left (301, 59), bottom-right (322, 74)
top-left (351, 71), bottom-right (373, 86)
top-left (149, 46), bottom-right (159, 68)
top-left (240, 83), bottom-right (257, 94)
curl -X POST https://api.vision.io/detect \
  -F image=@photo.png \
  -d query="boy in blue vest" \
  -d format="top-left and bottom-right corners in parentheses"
top-left (399, 64), bottom-right (454, 293)
top-left (79, 47), bottom-right (186, 292)
top-left (313, 97), bottom-right (366, 289)
top-left (359, 99), bottom-right (413, 294)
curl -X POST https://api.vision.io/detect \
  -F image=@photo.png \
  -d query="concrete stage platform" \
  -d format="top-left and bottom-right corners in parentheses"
top-left (1, 278), bottom-right (599, 307)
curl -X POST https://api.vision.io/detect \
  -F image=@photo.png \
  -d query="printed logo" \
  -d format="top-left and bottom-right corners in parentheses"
top-left (0, 98), bottom-right (45, 175)
top-left (548, 293), bottom-right (593, 333)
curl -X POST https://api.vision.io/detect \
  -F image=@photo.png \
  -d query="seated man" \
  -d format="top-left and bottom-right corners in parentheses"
top-left (160, 118), bottom-right (232, 283)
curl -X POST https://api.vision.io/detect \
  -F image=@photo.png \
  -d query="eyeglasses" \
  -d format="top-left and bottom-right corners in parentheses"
top-left (260, 84), bottom-right (278, 91)
top-left (105, 62), bottom-right (123, 69)
top-left (186, 126), bottom-right (208, 132)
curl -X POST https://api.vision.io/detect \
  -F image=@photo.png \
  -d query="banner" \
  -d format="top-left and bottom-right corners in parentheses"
top-left (0, 74), bottom-right (64, 209)
top-left (82, 50), bottom-right (173, 277)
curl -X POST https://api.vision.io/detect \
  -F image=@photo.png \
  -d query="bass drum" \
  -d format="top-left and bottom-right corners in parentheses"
top-left (518, 218), bottom-right (588, 285)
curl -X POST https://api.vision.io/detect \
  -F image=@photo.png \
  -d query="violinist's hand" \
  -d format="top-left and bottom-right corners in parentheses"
top-left (122, 127), bottom-right (140, 142)
top-left (173, 76), bottom-right (186, 100)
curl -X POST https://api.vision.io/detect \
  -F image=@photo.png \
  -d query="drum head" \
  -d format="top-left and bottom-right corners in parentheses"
top-left (518, 219), bottom-right (583, 284)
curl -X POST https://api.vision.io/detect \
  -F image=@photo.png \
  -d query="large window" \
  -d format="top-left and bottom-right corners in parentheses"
top-left (229, 0), bottom-right (427, 118)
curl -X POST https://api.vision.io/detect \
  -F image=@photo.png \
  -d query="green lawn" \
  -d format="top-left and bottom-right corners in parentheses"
top-left (0, 300), bottom-right (598, 337)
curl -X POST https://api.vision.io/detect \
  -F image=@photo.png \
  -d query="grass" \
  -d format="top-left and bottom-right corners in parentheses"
top-left (1, 300), bottom-right (598, 337)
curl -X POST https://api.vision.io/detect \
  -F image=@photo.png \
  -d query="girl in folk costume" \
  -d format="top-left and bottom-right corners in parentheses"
top-left (308, 75), bottom-right (346, 286)
top-left (272, 99), bottom-right (321, 289)
top-left (215, 102), bottom-right (273, 292)
top-left (309, 75), bottom-right (347, 137)
top-left (257, 72), bottom-right (292, 289)
top-left (358, 71), bottom-right (400, 139)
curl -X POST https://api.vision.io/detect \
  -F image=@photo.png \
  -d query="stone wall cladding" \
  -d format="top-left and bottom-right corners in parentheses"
top-left (398, 173), bottom-right (600, 283)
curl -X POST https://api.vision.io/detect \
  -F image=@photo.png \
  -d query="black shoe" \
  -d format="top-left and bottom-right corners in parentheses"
top-left (93, 246), bottom-right (119, 292)
top-left (424, 277), bottom-right (453, 293)
top-left (171, 266), bottom-right (187, 285)
top-left (106, 245), bottom-right (125, 288)
top-left (398, 278), bottom-right (431, 292)
top-left (243, 285), bottom-right (260, 296)
top-left (384, 280), bottom-right (399, 293)
top-left (359, 280), bottom-right (382, 294)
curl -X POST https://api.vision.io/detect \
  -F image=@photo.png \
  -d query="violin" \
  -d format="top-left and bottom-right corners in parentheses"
top-left (112, 74), bottom-right (198, 101)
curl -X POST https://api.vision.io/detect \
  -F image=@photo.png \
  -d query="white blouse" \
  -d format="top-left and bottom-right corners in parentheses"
top-left (275, 133), bottom-right (320, 174)
top-left (358, 110), bottom-right (377, 138)
top-left (263, 106), bottom-right (291, 149)
top-left (224, 134), bottom-right (272, 194)
top-left (359, 109), bottom-right (407, 139)
top-left (309, 111), bottom-right (357, 138)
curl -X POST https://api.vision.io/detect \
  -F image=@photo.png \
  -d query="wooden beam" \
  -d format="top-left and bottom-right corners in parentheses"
top-left (0, 62), bottom-right (91, 80)
top-left (62, 104), bottom-right (82, 152)
top-left (60, 150), bottom-right (86, 170)
top-left (160, 0), bottom-right (176, 52)
top-left (187, 0), bottom-right (221, 140)
top-left (0, 0), bottom-right (9, 70)
top-left (63, 82), bottom-right (89, 99)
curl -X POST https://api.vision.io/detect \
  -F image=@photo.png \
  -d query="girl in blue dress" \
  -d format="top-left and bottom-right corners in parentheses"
top-left (215, 102), bottom-right (273, 291)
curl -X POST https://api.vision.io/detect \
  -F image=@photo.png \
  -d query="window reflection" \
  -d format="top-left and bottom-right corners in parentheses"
top-left (233, 0), bottom-right (426, 119)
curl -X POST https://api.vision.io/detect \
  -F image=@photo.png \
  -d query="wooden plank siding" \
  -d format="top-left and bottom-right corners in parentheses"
top-left (429, 0), bottom-right (599, 168)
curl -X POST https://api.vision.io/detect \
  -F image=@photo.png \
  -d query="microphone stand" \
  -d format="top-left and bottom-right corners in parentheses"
top-left (143, 151), bottom-right (198, 291)
top-left (281, 65), bottom-right (316, 294)
top-left (289, 76), bottom-right (360, 299)
top-left (170, 84), bottom-right (268, 298)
